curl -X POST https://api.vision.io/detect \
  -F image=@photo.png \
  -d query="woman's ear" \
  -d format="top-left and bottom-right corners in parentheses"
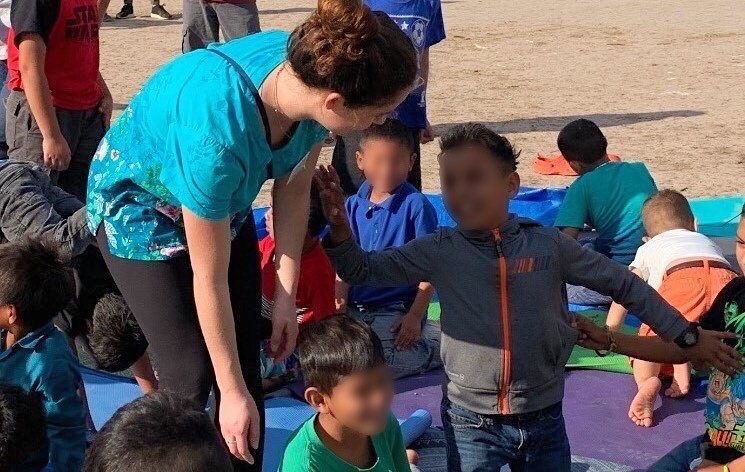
top-left (304, 387), bottom-right (331, 414)
top-left (322, 92), bottom-right (345, 113)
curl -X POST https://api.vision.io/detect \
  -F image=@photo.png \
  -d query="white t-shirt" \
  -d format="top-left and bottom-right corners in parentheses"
top-left (630, 228), bottom-right (729, 289)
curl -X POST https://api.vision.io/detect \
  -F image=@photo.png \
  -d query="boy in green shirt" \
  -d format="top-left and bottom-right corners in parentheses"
top-left (279, 316), bottom-right (417, 472)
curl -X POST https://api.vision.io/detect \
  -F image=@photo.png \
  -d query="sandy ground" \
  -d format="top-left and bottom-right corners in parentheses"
top-left (100, 0), bottom-right (745, 206)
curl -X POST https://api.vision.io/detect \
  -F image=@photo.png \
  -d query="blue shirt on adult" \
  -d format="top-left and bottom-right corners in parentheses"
top-left (0, 322), bottom-right (86, 471)
top-left (365, 0), bottom-right (446, 130)
top-left (87, 31), bottom-right (329, 261)
top-left (346, 181), bottom-right (438, 309)
top-left (554, 161), bottom-right (658, 266)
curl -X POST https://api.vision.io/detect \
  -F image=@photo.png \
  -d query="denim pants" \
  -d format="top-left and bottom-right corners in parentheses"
top-left (182, 0), bottom-right (261, 53)
top-left (348, 305), bottom-right (442, 380)
top-left (442, 398), bottom-right (571, 472)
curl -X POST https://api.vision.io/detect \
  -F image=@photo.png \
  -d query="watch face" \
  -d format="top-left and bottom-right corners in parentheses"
top-left (684, 331), bottom-right (697, 346)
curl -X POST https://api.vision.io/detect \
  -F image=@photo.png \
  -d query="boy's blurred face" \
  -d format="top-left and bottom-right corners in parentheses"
top-left (439, 144), bottom-right (520, 231)
top-left (735, 216), bottom-right (745, 273)
top-left (324, 365), bottom-right (394, 436)
top-left (356, 138), bottom-right (415, 194)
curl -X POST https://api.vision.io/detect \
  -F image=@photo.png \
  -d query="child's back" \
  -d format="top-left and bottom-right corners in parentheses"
top-left (556, 160), bottom-right (657, 265)
top-left (554, 119), bottom-right (658, 265)
top-left (0, 239), bottom-right (85, 471)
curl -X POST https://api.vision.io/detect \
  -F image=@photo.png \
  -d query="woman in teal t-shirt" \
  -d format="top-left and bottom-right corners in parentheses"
top-left (86, 1), bottom-right (417, 468)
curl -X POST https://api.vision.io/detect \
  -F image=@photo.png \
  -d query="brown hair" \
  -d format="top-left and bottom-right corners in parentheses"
top-left (288, 0), bottom-right (418, 108)
top-left (641, 189), bottom-right (695, 237)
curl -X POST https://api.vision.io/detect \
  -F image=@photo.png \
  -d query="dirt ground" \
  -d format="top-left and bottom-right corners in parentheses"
top-left (100, 0), bottom-right (745, 206)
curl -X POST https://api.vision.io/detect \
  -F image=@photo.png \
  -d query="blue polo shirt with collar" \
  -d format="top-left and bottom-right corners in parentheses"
top-left (346, 181), bottom-right (438, 310)
top-left (0, 322), bottom-right (86, 471)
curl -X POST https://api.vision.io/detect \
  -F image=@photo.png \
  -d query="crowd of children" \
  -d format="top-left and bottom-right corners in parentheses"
top-left (0, 0), bottom-right (742, 472)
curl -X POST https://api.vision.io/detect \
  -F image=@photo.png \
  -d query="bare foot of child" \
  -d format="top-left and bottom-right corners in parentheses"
top-left (665, 364), bottom-right (690, 398)
top-left (629, 377), bottom-right (661, 427)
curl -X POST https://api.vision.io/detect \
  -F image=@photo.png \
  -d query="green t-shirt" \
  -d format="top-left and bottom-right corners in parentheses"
top-left (279, 413), bottom-right (411, 472)
top-left (554, 161), bottom-right (657, 265)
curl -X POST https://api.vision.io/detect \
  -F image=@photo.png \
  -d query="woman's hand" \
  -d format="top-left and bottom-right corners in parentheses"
top-left (220, 387), bottom-right (261, 464)
top-left (268, 295), bottom-right (299, 360)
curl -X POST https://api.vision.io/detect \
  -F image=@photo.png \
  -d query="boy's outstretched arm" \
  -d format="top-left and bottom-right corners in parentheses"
top-left (559, 233), bottom-right (743, 372)
top-left (574, 315), bottom-right (741, 375)
top-left (316, 166), bottom-right (436, 287)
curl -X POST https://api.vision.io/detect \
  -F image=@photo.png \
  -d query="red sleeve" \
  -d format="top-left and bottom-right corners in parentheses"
top-left (296, 251), bottom-right (336, 325)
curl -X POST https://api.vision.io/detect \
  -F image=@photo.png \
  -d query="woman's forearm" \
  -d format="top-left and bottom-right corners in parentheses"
top-left (183, 209), bottom-right (246, 394)
top-left (271, 145), bottom-right (322, 305)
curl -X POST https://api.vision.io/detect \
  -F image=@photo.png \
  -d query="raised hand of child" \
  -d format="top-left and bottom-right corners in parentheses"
top-left (314, 166), bottom-right (352, 243)
top-left (686, 329), bottom-right (744, 377)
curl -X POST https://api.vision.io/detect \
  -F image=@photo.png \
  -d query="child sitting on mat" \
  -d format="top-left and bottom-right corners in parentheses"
top-left (0, 238), bottom-right (86, 471)
top-left (258, 183), bottom-right (335, 392)
top-left (606, 190), bottom-right (737, 428)
top-left (0, 383), bottom-right (48, 471)
top-left (280, 316), bottom-right (419, 472)
top-left (554, 119), bottom-right (658, 306)
top-left (317, 122), bottom-right (738, 471)
top-left (336, 119), bottom-right (441, 380)
top-left (84, 391), bottom-right (232, 472)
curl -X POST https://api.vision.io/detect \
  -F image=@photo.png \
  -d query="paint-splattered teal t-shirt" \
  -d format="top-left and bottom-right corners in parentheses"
top-left (87, 31), bottom-right (328, 261)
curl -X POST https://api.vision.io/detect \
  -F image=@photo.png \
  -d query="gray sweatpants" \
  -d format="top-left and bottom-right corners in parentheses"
top-left (5, 91), bottom-right (105, 201)
top-left (348, 305), bottom-right (442, 380)
top-left (182, 0), bottom-right (261, 53)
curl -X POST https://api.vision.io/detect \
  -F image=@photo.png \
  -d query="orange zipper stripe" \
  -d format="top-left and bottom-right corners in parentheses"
top-left (491, 229), bottom-right (512, 414)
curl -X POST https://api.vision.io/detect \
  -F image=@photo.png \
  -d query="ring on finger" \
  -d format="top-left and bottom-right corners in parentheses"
top-left (226, 439), bottom-right (238, 445)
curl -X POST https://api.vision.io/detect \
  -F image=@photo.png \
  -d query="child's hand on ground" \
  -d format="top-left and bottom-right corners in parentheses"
top-left (572, 314), bottom-right (609, 351)
top-left (391, 312), bottom-right (423, 351)
top-left (686, 329), bottom-right (743, 377)
top-left (314, 166), bottom-right (352, 243)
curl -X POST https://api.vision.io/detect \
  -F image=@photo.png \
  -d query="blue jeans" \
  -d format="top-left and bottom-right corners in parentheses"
top-left (349, 305), bottom-right (442, 380)
top-left (442, 398), bottom-right (571, 472)
top-left (648, 435), bottom-right (705, 471)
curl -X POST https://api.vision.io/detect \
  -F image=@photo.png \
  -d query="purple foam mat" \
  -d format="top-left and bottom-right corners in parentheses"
top-left (388, 369), bottom-right (705, 470)
top-left (565, 370), bottom-right (705, 469)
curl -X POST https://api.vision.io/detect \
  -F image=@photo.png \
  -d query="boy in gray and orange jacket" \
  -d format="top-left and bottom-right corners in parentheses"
top-left (315, 123), bottom-right (741, 472)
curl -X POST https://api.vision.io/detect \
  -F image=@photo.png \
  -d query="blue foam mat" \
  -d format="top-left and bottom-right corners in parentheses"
top-left (81, 368), bottom-right (431, 472)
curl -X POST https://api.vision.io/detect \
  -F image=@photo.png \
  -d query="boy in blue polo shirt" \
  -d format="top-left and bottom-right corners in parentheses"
top-left (335, 119), bottom-right (442, 379)
top-left (0, 238), bottom-right (85, 471)
top-left (331, 0), bottom-right (446, 194)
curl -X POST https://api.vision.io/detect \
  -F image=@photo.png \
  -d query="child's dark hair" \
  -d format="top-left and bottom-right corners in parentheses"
top-left (83, 392), bottom-right (232, 472)
top-left (88, 294), bottom-right (148, 373)
top-left (439, 123), bottom-right (519, 173)
top-left (557, 119), bottom-right (608, 164)
top-left (308, 181), bottom-right (328, 238)
top-left (0, 384), bottom-right (47, 471)
top-left (641, 190), bottom-right (695, 237)
top-left (0, 238), bottom-right (73, 330)
top-left (297, 316), bottom-right (385, 394)
top-left (360, 119), bottom-right (418, 155)
top-left (289, 0), bottom-right (417, 108)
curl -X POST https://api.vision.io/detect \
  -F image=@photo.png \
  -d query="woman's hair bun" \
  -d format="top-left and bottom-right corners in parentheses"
top-left (308, 0), bottom-right (380, 77)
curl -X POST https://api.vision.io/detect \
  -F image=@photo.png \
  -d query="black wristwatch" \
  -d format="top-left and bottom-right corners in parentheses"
top-left (674, 322), bottom-right (700, 349)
